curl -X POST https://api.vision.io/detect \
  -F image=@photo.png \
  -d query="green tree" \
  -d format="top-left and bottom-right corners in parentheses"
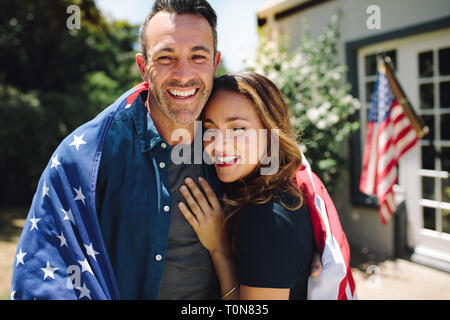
top-left (215, 58), bottom-right (229, 77)
top-left (0, 0), bottom-right (139, 204)
top-left (247, 15), bottom-right (360, 195)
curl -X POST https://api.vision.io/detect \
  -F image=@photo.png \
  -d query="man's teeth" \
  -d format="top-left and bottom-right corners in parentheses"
top-left (169, 89), bottom-right (196, 98)
top-left (216, 155), bottom-right (239, 164)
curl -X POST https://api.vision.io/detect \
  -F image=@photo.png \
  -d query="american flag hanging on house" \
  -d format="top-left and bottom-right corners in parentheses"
top-left (359, 57), bottom-right (425, 225)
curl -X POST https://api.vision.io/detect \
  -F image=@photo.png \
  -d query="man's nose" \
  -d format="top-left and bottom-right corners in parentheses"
top-left (172, 58), bottom-right (195, 84)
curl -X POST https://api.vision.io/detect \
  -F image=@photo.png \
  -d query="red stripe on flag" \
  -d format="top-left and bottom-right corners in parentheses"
top-left (126, 82), bottom-right (149, 105)
top-left (393, 112), bottom-right (406, 125)
top-left (377, 114), bottom-right (392, 133)
top-left (378, 137), bottom-right (393, 160)
top-left (359, 123), bottom-right (377, 195)
top-left (395, 125), bottom-right (414, 145)
top-left (338, 276), bottom-right (348, 300)
top-left (399, 135), bottom-right (419, 158)
top-left (377, 158), bottom-right (398, 184)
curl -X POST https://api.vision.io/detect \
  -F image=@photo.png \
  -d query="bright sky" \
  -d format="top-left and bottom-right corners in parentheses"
top-left (95, 0), bottom-right (267, 72)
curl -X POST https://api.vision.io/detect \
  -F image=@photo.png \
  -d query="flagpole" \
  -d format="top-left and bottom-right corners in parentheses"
top-left (378, 53), bottom-right (429, 139)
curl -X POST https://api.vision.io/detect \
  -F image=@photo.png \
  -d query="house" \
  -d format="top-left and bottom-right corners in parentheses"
top-left (257, 0), bottom-right (450, 272)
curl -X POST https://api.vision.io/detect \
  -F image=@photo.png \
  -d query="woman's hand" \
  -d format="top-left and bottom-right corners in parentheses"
top-left (178, 176), bottom-right (228, 255)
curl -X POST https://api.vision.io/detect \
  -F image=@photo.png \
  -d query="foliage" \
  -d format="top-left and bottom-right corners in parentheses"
top-left (215, 58), bottom-right (229, 78)
top-left (247, 15), bottom-right (360, 194)
top-left (0, 0), bottom-right (139, 204)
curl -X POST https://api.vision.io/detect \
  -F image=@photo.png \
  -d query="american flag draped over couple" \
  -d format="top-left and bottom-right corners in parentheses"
top-left (11, 82), bottom-right (356, 300)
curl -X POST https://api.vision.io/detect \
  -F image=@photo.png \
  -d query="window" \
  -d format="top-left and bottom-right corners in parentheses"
top-left (418, 46), bottom-right (450, 235)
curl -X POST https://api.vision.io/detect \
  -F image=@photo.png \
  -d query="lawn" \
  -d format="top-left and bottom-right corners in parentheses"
top-left (0, 207), bottom-right (27, 300)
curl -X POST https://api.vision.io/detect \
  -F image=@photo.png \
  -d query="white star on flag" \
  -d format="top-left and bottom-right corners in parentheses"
top-left (42, 181), bottom-right (50, 198)
top-left (16, 248), bottom-right (27, 266)
top-left (69, 133), bottom-right (87, 151)
top-left (50, 155), bottom-right (61, 169)
top-left (41, 261), bottom-right (59, 280)
top-left (60, 208), bottom-right (75, 225)
top-left (29, 215), bottom-right (41, 231)
top-left (78, 259), bottom-right (94, 275)
top-left (10, 289), bottom-right (15, 300)
top-left (84, 243), bottom-right (100, 261)
top-left (57, 232), bottom-right (68, 247)
top-left (10, 82), bottom-right (153, 300)
top-left (73, 186), bottom-right (86, 205)
top-left (76, 283), bottom-right (92, 300)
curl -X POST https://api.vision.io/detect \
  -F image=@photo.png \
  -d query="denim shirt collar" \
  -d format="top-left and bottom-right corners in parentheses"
top-left (130, 91), bottom-right (163, 153)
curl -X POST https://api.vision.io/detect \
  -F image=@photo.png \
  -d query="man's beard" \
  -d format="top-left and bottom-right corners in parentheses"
top-left (149, 78), bottom-right (210, 124)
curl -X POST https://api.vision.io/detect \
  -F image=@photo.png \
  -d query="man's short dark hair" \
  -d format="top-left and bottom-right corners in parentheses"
top-left (139, 0), bottom-right (218, 62)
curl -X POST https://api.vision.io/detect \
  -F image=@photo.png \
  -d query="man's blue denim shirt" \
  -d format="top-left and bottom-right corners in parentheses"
top-left (95, 92), bottom-right (224, 299)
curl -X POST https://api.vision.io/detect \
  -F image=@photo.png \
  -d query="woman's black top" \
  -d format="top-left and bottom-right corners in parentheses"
top-left (235, 194), bottom-right (314, 300)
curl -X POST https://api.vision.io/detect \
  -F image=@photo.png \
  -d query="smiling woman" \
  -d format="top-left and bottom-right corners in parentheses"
top-left (178, 72), bottom-right (316, 300)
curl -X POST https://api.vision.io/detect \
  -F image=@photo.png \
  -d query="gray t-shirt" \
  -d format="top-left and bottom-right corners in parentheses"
top-left (157, 145), bottom-right (221, 300)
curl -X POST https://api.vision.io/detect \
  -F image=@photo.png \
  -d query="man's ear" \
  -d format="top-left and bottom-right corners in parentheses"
top-left (136, 53), bottom-right (148, 81)
top-left (213, 51), bottom-right (222, 76)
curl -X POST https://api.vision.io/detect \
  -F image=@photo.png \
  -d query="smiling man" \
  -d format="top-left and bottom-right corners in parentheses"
top-left (96, 0), bottom-right (224, 300)
top-left (138, 8), bottom-right (220, 130)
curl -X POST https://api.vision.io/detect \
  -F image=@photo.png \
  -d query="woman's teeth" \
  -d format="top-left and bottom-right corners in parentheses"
top-left (168, 89), bottom-right (197, 98)
top-left (216, 155), bottom-right (239, 164)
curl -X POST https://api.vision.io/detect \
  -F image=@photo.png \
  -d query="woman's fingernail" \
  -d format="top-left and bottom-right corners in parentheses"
top-left (180, 185), bottom-right (186, 191)
top-left (198, 177), bottom-right (204, 182)
top-left (185, 178), bottom-right (192, 184)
